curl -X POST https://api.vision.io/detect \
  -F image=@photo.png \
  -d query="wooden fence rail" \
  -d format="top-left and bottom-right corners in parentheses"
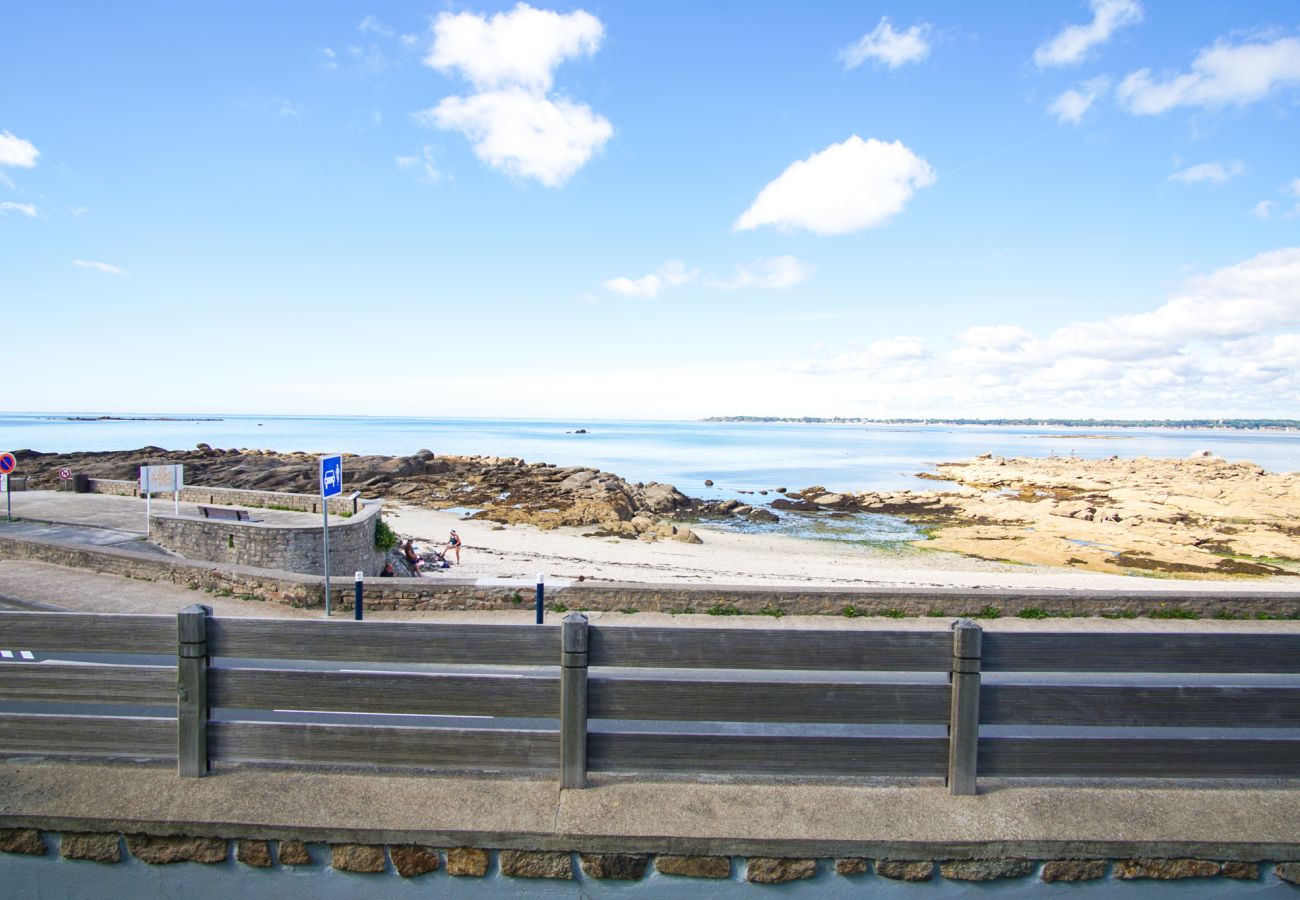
top-left (1, 608), bottom-right (1297, 794)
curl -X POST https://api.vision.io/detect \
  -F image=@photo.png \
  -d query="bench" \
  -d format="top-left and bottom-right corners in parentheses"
top-left (197, 505), bottom-right (253, 521)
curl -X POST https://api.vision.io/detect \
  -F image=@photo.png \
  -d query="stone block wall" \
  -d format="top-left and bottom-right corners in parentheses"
top-left (148, 501), bottom-right (384, 578)
top-left (87, 479), bottom-right (356, 516)
top-left (1, 829), bottom-right (1297, 889)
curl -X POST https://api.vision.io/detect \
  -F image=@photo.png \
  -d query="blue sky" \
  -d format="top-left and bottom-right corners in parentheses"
top-left (3, 1), bottom-right (1298, 419)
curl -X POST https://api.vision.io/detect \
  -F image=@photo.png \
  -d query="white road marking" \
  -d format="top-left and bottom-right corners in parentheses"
top-left (0, 651), bottom-right (13, 659)
top-left (19, 651), bottom-right (34, 660)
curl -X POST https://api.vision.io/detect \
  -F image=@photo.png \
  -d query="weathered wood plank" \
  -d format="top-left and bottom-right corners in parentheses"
top-left (588, 677), bottom-right (949, 723)
top-left (0, 713), bottom-right (175, 758)
top-left (206, 619), bottom-right (558, 665)
top-left (210, 721), bottom-right (559, 770)
top-left (587, 628), bottom-right (949, 671)
top-left (983, 633), bottom-right (1300, 673)
top-left (0, 664), bottom-right (174, 705)
top-left (0, 612), bottom-right (174, 655)
top-left (980, 737), bottom-right (1300, 778)
top-left (589, 732), bottom-right (947, 776)
top-left (983, 684), bottom-right (1300, 727)
top-left (209, 668), bottom-right (558, 717)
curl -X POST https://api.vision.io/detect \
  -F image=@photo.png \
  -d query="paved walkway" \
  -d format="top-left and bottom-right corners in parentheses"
top-left (2, 490), bottom-right (321, 531)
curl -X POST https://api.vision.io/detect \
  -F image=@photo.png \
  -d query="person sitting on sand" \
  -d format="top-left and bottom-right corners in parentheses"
top-left (444, 529), bottom-right (462, 565)
top-left (402, 539), bottom-right (421, 570)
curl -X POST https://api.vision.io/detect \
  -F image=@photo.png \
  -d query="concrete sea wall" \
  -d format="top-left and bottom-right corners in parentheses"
top-left (87, 478), bottom-right (357, 517)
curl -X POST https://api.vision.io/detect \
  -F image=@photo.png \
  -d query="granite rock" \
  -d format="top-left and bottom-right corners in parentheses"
top-left (747, 857), bottom-right (817, 884)
top-left (330, 843), bottom-right (386, 873)
top-left (0, 828), bottom-right (46, 856)
top-left (579, 853), bottom-right (648, 880)
top-left (447, 847), bottom-right (490, 877)
top-left (126, 834), bottom-right (226, 865)
top-left (655, 855), bottom-right (731, 878)
top-left (390, 845), bottom-right (440, 878)
top-left (500, 850), bottom-right (573, 879)
top-left (60, 832), bottom-right (120, 863)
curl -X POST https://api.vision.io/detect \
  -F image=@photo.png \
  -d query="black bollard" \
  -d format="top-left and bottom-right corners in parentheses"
top-left (535, 572), bottom-right (545, 625)
top-left (354, 570), bottom-right (364, 621)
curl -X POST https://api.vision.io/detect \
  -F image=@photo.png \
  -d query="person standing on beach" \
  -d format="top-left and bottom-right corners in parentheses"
top-left (444, 529), bottom-right (462, 565)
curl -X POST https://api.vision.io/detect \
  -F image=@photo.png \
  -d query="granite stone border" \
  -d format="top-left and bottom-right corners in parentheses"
top-left (5, 832), bottom-right (1300, 886)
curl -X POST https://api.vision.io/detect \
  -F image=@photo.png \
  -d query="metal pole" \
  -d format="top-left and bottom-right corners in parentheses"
top-left (354, 570), bottom-right (364, 621)
top-left (535, 572), bottom-right (545, 624)
top-left (560, 612), bottom-right (589, 789)
top-left (323, 497), bottom-right (331, 617)
top-left (4, 475), bottom-right (10, 522)
top-left (173, 464), bottom-right (180, 515)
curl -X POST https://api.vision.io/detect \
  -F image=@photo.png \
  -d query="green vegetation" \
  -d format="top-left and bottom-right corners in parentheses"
top-left (1149, 606), bottom-right (1200, 620)
top-left (1101, 610), bottom-right (1139, 619)
top-left (374, 519), bottom-right (398, 552)
top-left (926, 609), bottom-right (950, 618)
top-left (972, 605), bottom-right (1002, 619)
top-left (620, 607), bottom-right (639, 614)
top-left (758, 605), bottom-right (785, 618)
top-left (509, 591), bottom-right (523, 605)
top-left (546, 602), bottom-right (569, 613)
top-left (707, 603), bottom-right (742, 616)
top-left (841, 604), bottom-right (861, 618)
top-left (881, 608), bottom-right (907, 618)
top-left (1018, 607), bottom-right (1049, 619)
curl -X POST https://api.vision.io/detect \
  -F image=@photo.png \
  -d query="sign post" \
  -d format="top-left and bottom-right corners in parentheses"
top-left (0, 452), bottom-right (15, 521)
top-left (320, 455), bottom-right (343, 617)
top-left (140, 465), bottom-right (184, 528)
top-left (1, 473), bottom-right (9, 523)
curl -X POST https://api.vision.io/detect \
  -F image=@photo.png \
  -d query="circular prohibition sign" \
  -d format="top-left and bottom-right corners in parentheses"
top-left (59, 468), bottom-right (72, 480)
top-left (0, 453), bottom-right (16, 475)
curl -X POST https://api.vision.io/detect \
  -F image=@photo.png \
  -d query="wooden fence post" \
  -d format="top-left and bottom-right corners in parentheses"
top-left (560, 612), bottom-right (589, 789)
top-left (177, 603), bottom-right (212, 777)
top-left (948, 617), bottom-right (982, 795)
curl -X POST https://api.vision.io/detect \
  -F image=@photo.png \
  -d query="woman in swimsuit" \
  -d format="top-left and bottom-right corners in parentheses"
top-left (444, 529), bottom-right (462, 565)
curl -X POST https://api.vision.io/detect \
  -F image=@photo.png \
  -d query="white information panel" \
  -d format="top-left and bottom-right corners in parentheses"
top-left (140, 464), bottom-right (184, 494)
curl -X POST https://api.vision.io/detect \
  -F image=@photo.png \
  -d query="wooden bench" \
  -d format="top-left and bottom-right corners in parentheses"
top-left (197, 505), bottom-right (253, 521)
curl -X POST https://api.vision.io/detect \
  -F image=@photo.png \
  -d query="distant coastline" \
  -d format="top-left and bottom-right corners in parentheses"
top-left (703, 416), bottom-right (1300, 431)
top-left (38, 416), bottom-right (224, 423)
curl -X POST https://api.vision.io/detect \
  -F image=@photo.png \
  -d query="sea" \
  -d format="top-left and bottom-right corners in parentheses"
top-left (5, 413), bottom-right (1298, 545)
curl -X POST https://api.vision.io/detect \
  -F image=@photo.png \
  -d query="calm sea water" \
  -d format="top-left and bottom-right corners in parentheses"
top-left (5, 413), bottom-right (1297, 498)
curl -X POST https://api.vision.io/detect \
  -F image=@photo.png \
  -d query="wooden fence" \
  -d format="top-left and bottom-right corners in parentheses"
top-left (0, 607), bottom-right (1297, 794)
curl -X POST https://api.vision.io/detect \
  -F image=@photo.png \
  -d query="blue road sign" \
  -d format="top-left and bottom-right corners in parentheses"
top-left (320, 455), bottom-right (343, 498)
top-left (0, 453), bottom-right (15, 475)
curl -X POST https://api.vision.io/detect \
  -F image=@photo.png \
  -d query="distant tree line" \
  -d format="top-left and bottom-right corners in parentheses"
top-left (701, 416), bottom-right (1300, 430)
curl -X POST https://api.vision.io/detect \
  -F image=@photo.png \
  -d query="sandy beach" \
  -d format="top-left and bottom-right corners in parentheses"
top-left (384, 504), bottom-right (1300, 593)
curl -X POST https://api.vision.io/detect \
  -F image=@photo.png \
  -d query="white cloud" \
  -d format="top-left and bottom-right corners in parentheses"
top-left (0, 201), bottom-right (37, 217)
top-left (604, 260), bottom-right (698, 298)
top-left (1289, 178), bottom-right (1300, 200)
top-left (418, 4), bottom-right (610, 187)
top-left (1252, 200), bottom-right (1277, 220)
top-left (272, 97), bottom-right (302, 118)
top-left (708, 256), bottom-right (811, 291)
top-left (358, 15), bottom-right (395, 38)
top-left (1251, 178), bottom-right (1300, 220)
top-left (735, 136), bottom-right (935, 235)
top-left (72, 259), bottom-right (126, 276)
top-left (71, 206), bottom-right (89, 217)
top-left (396, 145), bottom-right (441, 185)
top-left (840, 17), bottom-right (932, 70)
top-left (1034, 0), bottom-right (1143, 68)
top-left (1048, 75), bottom-right (1110, 124)
top-left (416, 87), bottom-right (611, 188)
top-left (0, 131), bottom-right (39, 168)
top-left (791, 247), bottom-right (1300, 416)
top-left (1168, 160), bottom-right (1243, 184)
top-left (427, 3), bottom-right (602, 93)
top-left (319, 48), bottom-right (338, 70)
top-left (1118, 34), bottom-right (1300, 114)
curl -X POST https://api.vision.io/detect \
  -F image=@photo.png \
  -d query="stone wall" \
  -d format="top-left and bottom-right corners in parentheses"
top-left (2, 532), bottom-right (1299, 619)
top-left (148, 501), bottom-right (384, 578)
top-left (87, 479), bottom-right (357, 516)
top-left (1, 829), bottom-right (1296, 889)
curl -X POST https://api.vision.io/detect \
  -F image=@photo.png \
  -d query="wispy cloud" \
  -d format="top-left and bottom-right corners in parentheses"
top-left (840, 17), bottom-right (932, 70)
top-left (0, 201), bottom-right (38, 217)
top-left (735, 136), bottom-right (934, 235)
top-left (1048, 75), bottom-right (1110, 124)
top-left (1118, 33), bottom-right (1300, 114)
top-left (707, 256), bottom-right (811, 291)
top-left (604, 260), bottom-right (698, 299)
top-left (396, 145), bottom-right (442, 185)
top-left (0, 131), bottom-right (39, 168)
top-left (603, 256), bottom-right (811, 298)
top-left (358, 15), bottom-right (395, 38)
top-left (1251, 177), bottom-right (1300, 220)
top-left (1034, 0), bottom-right (1143, 68)
top-left (1168, 160), bottom-right (1243, 184)
top-left (72, 259), bottom-right (126, 276)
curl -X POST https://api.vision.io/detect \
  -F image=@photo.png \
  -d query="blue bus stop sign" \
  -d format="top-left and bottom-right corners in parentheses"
top-left (320, 455), bottom-right (342, 498)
